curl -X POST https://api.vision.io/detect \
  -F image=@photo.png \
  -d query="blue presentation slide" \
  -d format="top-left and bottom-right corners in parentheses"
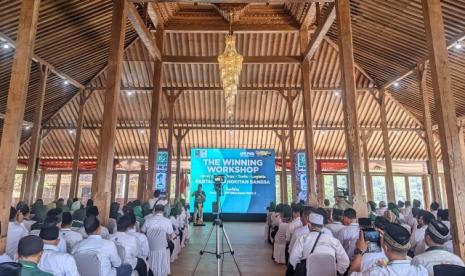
top-left (190, 148), bottom-right (276, 214)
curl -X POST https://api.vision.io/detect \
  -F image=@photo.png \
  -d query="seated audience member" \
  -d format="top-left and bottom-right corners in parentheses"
top-left (31, 199), bottom-right (47, 229)
top-left (31, 216), bottom-right (67, 253)
top-left (326, 209), bottom-right (345, 236)
top-left (72, 216), bottom-right (132, 276)
top-left (6, 207), bottom-right (28, 259)
top-left (148, 190), bottom-right (168, 209)
top-left (429, 202), bottom-right (439, 218)
top-left (288, 207), bottom-right (312, 254)
top-left (110, 215), bottom-right (147, 276)
top-left (376, 201), bottom-right (387, 216)
top-left (59, 212), bottom-right (83, 253)
top-left (337, 208), bottom-right (359, 261)
top-left (109, 202), bottom-right (122, 233)
top-left (436, 209), bottom-right (453, 252)
top-left (169, 207), bottom-right (181, 262)
top-left (349, 223), bottom-right (428, 275)
top-left (270, 204), bottom-right (284, 243)
top-left (401, 200), bottom-right (412, 218)
top-left (38, 226), bottom-right (79, 276)
top-left (17, 203), bottom-right (35, 232)
top-left (412, 219), bottom-right (464, 276)
top-left (367, 201), bottom-right (377, 221)
top-left (17, 235), bottom-right (53, 276)
top-left (78, 206), bottom-right (110, 238)
top-left (273, 204), bottom-right (292, 264)
top-left (289, 213), bottom-right (350, 275)
top-left (410, 210), bottom-right (435, 256)
top-left (286, 204), bottom-right (303, 245)
top-left (359, 216), bottom-right (388, 272)
top-left (127, 213), bottom-right (149, 261)
top-left (142, 204), bottom-right (174, 276)
top-left (71, 201), bottom-right (86, 224)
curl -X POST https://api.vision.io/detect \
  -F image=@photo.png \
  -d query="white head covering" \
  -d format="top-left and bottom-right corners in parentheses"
top-left (309, 213), bottom-right (324, 225)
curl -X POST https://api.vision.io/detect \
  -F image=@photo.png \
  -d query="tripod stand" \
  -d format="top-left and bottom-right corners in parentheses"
top-left (191, 184), bottom-right (242, 276)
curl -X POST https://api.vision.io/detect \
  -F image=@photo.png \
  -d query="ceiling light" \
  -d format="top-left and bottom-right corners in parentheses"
top-left (229, 130), bottom-right (234, 135)
top-left (2, 44), bottom-right (10, 49)
top-left (126, 91), bottom-right (134, 97)
top-left (334, 91), bottom-right (341, 97)
top-left (321, 130), bottom-right (326, 134)
top-left (393, 82), bottom-right (399, 88)
top-left (68, 129), bottom-right (75, 135)
top-left (139, 129), bottom-right (145, 134)
top-left (455, 42), bottom-right (463, 49)
top-left (63, 80), bottom-right (69, 85)
top-left (24, 125), bottom-right (31, 130)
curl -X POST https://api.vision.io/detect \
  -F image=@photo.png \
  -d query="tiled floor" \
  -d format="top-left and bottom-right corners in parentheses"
top-left (171, 222), bottom-right (286, 276)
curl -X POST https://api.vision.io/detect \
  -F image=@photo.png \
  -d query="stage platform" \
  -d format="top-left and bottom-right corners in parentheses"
top-left (171, 222), bottom-right (286, 276)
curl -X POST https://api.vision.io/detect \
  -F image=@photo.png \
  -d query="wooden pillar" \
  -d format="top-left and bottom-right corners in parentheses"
top-left (335, 0), bottom-right (367, 216)
top-left (54, 173), bottom-right (62, 200)
top-left (417, 63), bottom-right (441, 204)
top-left (19, 173), bottom-right (27, 201)
top-left (275, 130), bottom-right (288, 203)
top-left (379, 89), bottom-right (395, 203)
top-left (422, 174), bottom-right (431, 210)
top-left (316, 173), bottom-right (324, 205)
top-left (164, 90), bottom-right (181, 200)
top-left (24, 64), bottom-right (49, 204)
top-left (36, 171), bottom-right (46, 201)
top-left (300, 30), bottom-right (318, 205)
top-left (146, 30), bottom-right (164, 201)
top-left (422, 0), bottom-right (465, 257)
top-left (110, 170), bottom-right (117, 204)
top-left (93, 0), bottom-right (127, 225)
top-left (124, 172), bottom-right (130, 204)
top-left (138, 165), bottom-right (146, 200)
top-left (361, 130), bottom-right (373, 201)
top-left (287, 92), bottom-right (298, 203)
top-left (69, 92), bottom-right (87, 199)
top-left (0, 0), bottom-right (41, 247)
top-left (174, 128), bottom-right (189, 198)
top-left (405, 176), bottom-right (411, 202)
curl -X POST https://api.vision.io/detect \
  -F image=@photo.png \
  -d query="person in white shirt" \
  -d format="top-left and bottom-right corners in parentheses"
top-left (412, 219), bottom-right (464, 276)
top-left (349, 222), bottom-right (428, 276)
top-left (327, 209), bottom-right (346, 237)
top-left (401, 200), bottom-right (412, 218)
top-left (77, 206), bottom-right (110, 239)
top-left (31, 216), bottom-right (68, 254)
top-left (72, 216), bottom-right (132, 276)
top-left (286, 203), bottom-right (303, 244)
top-left (436, 209), bottom-right (454, 253)
top-left (5, 207), bottom-right (28, 259)
top-left (126, 213), bottom-right (149, 261)
top-left (337, 208), bottom-right (359, 261)
top-left (110, 215), bottom-right (147, 276)
top-left (148, 190), bottom-right (168, 210)
top-left (288, 207), bottom-right (311, 254)
top-left (429, 202), bottom-right (439, 219)
top-left (59, 212), bottom-right (83, 253)
top-left (273, 204), bottom-right (292, 264)
top-left (142, 204), bottom-right (174, 276)
top-left (410, 210), bottom-right (435, 257)
top-left (376, 201), bottom-right (387, 217)
top-left (16, 203), bottom-right (36, 232)
top-left (289, 213), bottom-right (350, 275)
top-left (38, 226), bottom-right (79, 276)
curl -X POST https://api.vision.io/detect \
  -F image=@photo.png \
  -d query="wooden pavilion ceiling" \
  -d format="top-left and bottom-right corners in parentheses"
top-left (3, 0), bottom-right (465, 162)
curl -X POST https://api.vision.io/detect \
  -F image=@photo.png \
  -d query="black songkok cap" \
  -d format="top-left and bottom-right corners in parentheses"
top-left (383, 223), bottom-right (411, 251)
top-left (0, 262), bottom-right (21, 276)
top-left (332, 209), bottom-right (343, 217)
top-left (117, 215), bottom-right (131, 232)
top-left (84, 215), bottom-right (100, 234)
top-left (86, 206), bottom-right (99, 217)
top-left (39, 226), bottom-right (59, 241)
top-left (18, 235), bottom-right (44, 256)
top-left (426, 219), bottom-right (450, 243)
top-left (46, 208), bottom-right (63, 219)
top-left (62, 212), bottom-right (73, 225)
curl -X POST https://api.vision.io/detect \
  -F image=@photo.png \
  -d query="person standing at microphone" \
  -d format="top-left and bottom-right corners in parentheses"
top-left (192, 184), bottom-right (206, 225)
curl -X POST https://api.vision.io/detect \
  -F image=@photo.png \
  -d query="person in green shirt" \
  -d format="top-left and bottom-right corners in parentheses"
top-left (17, 235), bottom-right (53, 276)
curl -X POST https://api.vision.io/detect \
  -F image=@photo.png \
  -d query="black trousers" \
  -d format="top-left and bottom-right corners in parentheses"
top-left (135, 258), bottom-right (147, 276)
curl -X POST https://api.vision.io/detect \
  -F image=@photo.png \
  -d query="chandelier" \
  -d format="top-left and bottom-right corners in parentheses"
top-left (218, 12), bottom-right (243, 120)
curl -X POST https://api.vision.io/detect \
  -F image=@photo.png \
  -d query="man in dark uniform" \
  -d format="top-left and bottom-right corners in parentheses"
top-left (17, 235), bottom-right (52, 276)
top-left (192, 184), bottom-right (206, 225)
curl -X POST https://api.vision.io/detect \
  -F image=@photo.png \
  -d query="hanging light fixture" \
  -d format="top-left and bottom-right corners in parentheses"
top-left (218, 11), bottom-right (243, 120)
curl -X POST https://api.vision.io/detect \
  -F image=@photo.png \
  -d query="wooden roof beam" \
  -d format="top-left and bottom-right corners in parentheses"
top-left (131, 0), bottom-right (333, 3)
top-left (302, 2), bottom-right (335, 62)
top-left (88, 86), bottom-right (374, 92)
top-left (126, 1), bottom-right (162, 60)
top-left (163, 55), bottom-right (302, 64)
top-left (382, 30), bottom-right (465, 89)
top-left (160, 24), bottom-right (300, 33)
top-left (0, 113), bottom-right (33, 128)
top-left (0, 32), bottom-right (85, 90)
